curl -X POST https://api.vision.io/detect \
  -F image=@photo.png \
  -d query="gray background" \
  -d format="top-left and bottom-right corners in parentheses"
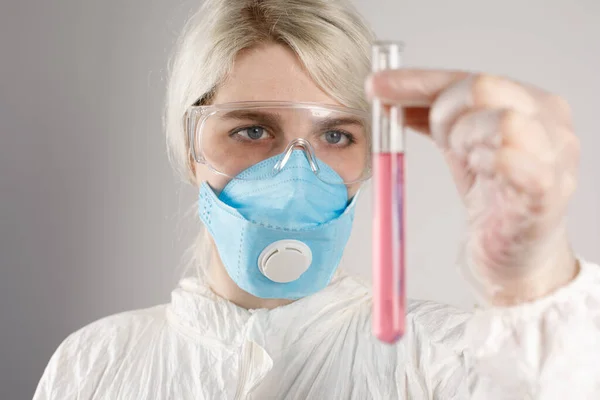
top-left (1, 0), bottom-right (599, 398)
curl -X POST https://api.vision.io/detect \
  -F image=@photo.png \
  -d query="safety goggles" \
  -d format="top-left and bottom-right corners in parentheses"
top-left (185, 101), bottom-right (371, 185)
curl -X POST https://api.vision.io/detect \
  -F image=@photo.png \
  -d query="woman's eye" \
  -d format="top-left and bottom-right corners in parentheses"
top-left (324, 130), bottom-right (350, 146)
top-left (235, 126), bottom-right (270, 140)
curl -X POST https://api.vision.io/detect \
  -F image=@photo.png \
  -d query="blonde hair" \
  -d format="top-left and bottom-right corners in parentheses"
top-left (164, 0), bottom-right (375, 279)
top-left (165, 0), bottom-right (374, 184)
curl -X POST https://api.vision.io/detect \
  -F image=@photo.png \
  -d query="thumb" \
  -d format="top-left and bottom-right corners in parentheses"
top-left (366, 69), bottom-right (469, 107)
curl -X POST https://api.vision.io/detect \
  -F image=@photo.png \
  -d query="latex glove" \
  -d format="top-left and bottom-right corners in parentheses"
top-left (366, 70), bottom-right (580, 306)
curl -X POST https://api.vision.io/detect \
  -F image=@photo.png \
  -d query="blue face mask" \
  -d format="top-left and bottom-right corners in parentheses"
top-left (198, 150), bottom-right (357, 299)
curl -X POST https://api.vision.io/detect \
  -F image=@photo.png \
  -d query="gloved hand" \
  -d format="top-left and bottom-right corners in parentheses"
top-left (366, 70), bottom-right (580, 306)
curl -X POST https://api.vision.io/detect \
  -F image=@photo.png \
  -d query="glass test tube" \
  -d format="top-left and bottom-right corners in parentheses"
top-left (371, 41), bottom-right (406, 344)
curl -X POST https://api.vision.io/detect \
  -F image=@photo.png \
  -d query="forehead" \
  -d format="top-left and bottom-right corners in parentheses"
top-left (211, 43), bottom-right (343, 107)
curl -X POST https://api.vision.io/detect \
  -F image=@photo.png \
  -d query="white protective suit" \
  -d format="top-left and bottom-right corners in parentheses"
top-left (34, 258), bottom-right (600, 399)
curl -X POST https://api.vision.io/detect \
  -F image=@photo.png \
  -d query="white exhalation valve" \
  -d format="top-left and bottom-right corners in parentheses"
top-left (258, 240), bottom-right (313, 283)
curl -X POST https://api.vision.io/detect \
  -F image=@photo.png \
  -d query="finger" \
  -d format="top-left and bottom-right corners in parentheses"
top-left (496, 147), bottom-right (555, 198)
top-left (430, 75), bottom-right (538, 148)
top-left (448, 110), bottom-right (556, 194)
top-left (551, 124), bottom-right (579, 176)
top-left (448, 109), bottom-right (552, 161)
top-left (448, 109), bottom-right (504, 159)
top-left (467, 147), bottom-right (497, 177)
top-left (366, 69), bottom-right (468, 107)
top-left (500, 110), bottom-right (554, 165)
top-left (495, 146), bottom-right (571, 232)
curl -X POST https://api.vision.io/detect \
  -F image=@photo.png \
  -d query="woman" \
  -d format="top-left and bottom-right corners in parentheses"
top-left (34, 0), bottom-right (600, 399)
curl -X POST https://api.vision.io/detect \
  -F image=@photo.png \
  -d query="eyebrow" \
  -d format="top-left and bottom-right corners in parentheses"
top-left (314, 117), bottom-right (366, 131)
top-left (217, 110), bottom-right (366, 136)
top-left (217, 110), bottom-right (283, 127)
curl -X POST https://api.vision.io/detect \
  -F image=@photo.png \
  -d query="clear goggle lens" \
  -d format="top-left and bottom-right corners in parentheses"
top-left (186, 102), bottom-right (371, 185)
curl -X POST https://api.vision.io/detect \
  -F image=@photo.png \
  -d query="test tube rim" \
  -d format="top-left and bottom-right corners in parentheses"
top-left (372, 40), bottom-right (405, 51)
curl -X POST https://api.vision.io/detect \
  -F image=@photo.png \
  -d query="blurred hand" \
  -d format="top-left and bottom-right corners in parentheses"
top-left (366, 70), bottom-right (580, 306)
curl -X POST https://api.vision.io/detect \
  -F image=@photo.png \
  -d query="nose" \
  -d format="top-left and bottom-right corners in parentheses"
top-left (273, 138), bottom-right (320, 175)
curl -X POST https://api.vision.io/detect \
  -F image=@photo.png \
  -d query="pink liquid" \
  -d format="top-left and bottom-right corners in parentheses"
top-left (372, 152), bottom-right (405, 344)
